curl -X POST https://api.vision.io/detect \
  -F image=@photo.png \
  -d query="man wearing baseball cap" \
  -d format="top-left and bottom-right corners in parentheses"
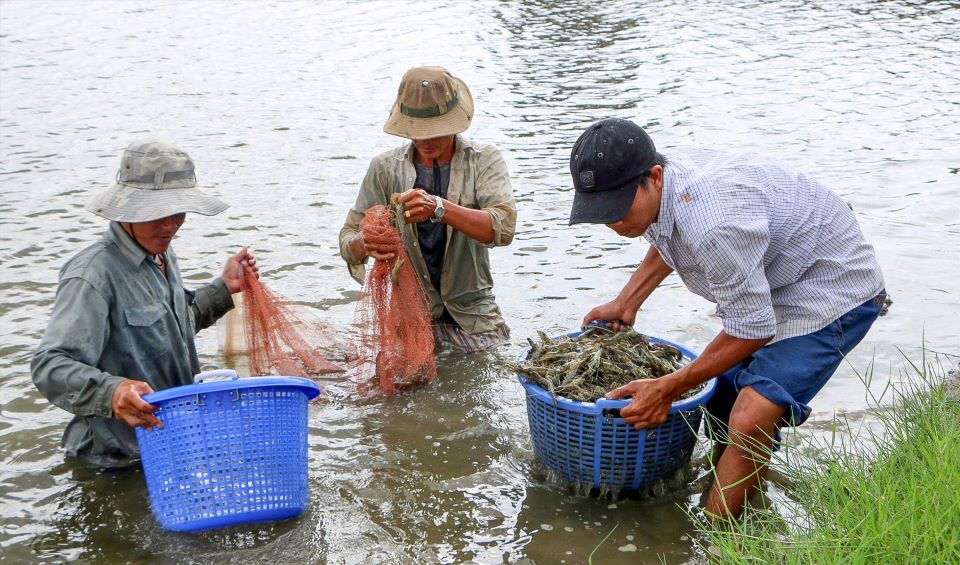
top-left (339, 66), bottom-right (516, 352)
top-left (32, 139), bottom-right (257, 468)
top-left (569, 118), bottom-right (886, 519)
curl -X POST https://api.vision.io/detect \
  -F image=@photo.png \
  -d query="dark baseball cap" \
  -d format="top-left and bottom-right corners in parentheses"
top-left (568, 118), bottom-right (657, 225)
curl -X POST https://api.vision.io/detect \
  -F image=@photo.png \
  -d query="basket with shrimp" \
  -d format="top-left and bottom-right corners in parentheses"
top-left (515, 326), bottom-right (716, 492)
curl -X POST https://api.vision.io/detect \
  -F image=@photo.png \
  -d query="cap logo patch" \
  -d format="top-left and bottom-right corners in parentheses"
top-left (579, 170), bottom-right (595, 188)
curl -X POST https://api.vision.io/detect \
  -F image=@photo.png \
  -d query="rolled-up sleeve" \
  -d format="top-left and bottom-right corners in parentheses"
top-left (474, 148), bottom-right (516, 248)
top-left (694, 222), bottom-right (776, 339)
top-left (338, 209), bottom-right (366, 284)
top-left (339, 162), bottom-right (391, 284)
top-left (31, 278), bottom-right (124, 418)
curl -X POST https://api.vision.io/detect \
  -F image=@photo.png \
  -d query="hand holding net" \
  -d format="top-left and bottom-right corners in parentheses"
top-left (355, 204), bottom-right (436, 396)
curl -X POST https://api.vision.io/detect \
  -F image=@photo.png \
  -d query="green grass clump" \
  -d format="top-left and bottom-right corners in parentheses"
top-left (696, 352), bottom-right (960, 564)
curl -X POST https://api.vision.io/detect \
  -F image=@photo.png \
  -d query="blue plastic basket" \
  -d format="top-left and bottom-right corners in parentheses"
top-left (519, 332), bottom-right (716, 492)
top-left (135, 370), bottom-right (320, 532)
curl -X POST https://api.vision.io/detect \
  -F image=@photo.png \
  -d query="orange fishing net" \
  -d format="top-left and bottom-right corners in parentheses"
top-left (239, 265), bottom-right (345, 377)
top-left (355, 204), bottom-right (436, 395)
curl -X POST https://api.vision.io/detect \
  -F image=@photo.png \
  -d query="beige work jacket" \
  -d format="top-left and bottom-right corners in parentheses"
top-left (339, 136), bottom-right (516, 334)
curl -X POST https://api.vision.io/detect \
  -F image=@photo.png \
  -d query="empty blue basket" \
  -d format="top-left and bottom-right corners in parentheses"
top-left (519, 332), bottom-right (716, 492)
top-left (135, 370), bottom-right (320, 532)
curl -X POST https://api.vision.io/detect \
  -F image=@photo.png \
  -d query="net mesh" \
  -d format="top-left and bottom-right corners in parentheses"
top-left (355, 204), bottom-right (436, 395)
top-left (240, 265), bottom-right (345, 377)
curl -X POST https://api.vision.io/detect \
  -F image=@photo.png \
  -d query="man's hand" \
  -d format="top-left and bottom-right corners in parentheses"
top-left (111, 379), bottom-right (162, 430)
top-left (583, 245), bottom-right (673, 331)
top-left (397, 188), bottom-right (439, 224)
top-left (606, 376), bottom-right (675, 429)
top-left (354, 232), bottom-right (400, 262)
top-left (396, 188), bottom-right (499, 244)
top-left (582, 300), bottom-right (637, 331)
top-left (222, 247), bottom-right (257, 293)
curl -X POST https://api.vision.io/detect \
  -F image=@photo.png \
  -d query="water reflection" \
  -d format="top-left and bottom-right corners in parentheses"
top-left (28, 465), bottom-right (153, 562)
top-left (330, 353), bottom-right (528, 562)
top-left (490, 0), bottom-right (649, 163)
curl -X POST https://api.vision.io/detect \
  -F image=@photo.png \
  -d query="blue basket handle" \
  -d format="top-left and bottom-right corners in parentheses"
top-left (596, 397), bottom-right (628, 419)
top-left (194, 369), bottom-right (239, 383)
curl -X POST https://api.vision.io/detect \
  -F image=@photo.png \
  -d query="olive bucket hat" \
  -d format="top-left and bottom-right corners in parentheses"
top-left (382, 66), bottom-right (474, 140)
top-left (84, 139), bottom-right (228, 223)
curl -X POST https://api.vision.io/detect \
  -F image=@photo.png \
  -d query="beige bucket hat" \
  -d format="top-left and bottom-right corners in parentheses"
top-left (85, 139), bottom-right (228, 223)
top-left (383, 66), bottom-right (474, 140)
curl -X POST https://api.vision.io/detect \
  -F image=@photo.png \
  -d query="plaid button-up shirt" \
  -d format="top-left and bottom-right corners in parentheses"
top-left (645, 148), bottom-right (884, 342)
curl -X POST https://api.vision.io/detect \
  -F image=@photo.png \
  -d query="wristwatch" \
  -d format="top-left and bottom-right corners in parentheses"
top-left (430, 196), bottom-right (445, 223)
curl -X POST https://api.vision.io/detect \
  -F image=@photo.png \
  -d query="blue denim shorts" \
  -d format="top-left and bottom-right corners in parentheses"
top-left (705, 290), bottom-right (886, 442)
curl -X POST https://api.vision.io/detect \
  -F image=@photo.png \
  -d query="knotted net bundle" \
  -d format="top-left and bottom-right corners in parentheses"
top-left (239, 265), bottom-right (345, 377)
top-left (355, 204), bottom-right (436, 395)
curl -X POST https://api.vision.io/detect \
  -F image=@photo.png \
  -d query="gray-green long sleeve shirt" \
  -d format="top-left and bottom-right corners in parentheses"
top-left (338, 136), bottom-right (516, 335)
top-left (31, 222), bottom-right (234, 468)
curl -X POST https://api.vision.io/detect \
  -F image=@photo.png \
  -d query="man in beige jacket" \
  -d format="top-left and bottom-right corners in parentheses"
top-left (339, 66), bottom-right (516, 352)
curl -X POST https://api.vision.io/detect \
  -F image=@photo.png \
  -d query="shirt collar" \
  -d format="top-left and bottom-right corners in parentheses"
top-left (644, 167), bottom-right (676, 241)
top-left (107, 221), bottom-right (154, 269)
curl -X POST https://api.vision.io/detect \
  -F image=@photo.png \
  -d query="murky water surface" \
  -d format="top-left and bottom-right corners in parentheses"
top-left (2, 1), bottom-right (958, 563)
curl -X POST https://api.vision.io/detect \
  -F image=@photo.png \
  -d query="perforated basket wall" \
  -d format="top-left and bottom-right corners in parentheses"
top-left (520, 334), bottom-right (715, 492)
top-left (135, 379), bottom-right (316, 532)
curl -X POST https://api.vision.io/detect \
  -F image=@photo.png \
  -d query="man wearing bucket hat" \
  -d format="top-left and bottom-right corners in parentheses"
top-left (31, 139), bottom-right (257, 468)
top-left (339, 66), bottom-right (516, 352)
top-left (568, 118), bottom-right (886, 519)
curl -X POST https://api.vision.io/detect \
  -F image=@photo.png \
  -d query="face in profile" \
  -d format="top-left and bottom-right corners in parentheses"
top-left (606, 167), bottom-right (663, 238)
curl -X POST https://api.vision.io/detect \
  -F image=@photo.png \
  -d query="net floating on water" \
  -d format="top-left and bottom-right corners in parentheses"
top-left (354, 204), bottom-right (437, 396)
